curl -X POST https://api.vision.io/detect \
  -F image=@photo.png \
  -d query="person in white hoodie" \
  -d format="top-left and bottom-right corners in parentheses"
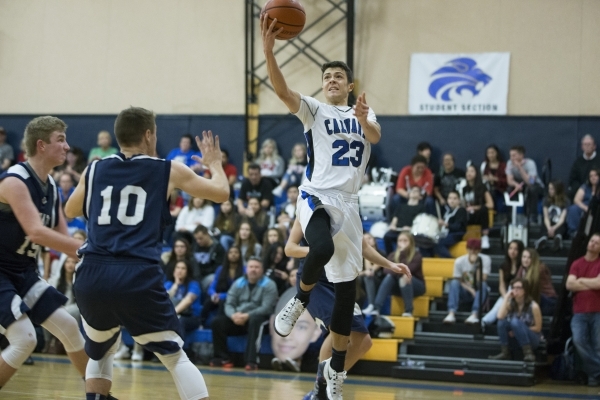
top-left (175, 197), bottom-right (215, 233)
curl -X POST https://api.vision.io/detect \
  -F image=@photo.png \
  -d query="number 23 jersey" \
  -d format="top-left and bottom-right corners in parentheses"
top-left (80, 154), bottom-right (171, 263)
top-left (295, 95), bottom-right (374, 194)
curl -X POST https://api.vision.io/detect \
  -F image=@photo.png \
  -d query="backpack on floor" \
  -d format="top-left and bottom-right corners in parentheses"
top-left (550, 337), bottom-right (575, 381)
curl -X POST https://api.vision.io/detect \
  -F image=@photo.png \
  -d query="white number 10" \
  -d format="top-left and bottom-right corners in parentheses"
top-left (98, 185), bottom-right (147, 226)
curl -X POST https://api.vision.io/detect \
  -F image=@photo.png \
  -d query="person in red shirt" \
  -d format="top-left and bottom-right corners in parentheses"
top-left (388, 155), bottom-right (435, 221)
top-left (566, 233), bottom-right (600, 386)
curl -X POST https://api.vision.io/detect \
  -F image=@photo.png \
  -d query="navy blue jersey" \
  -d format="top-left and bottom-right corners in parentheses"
top-left (0, 163), bottom-right (60, 274)
top-left (80, 154), bottom-right (172, 263)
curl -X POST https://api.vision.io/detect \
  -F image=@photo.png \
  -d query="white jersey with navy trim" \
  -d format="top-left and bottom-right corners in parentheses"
top-left (295, 94), bottom-right (375, 194)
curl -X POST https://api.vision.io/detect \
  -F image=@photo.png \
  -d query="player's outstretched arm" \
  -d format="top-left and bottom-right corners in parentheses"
top-left (64, 167), bottom-right (87, 218)
top-left (261, 13), bottom-right (301, 114)
top-left (169, 131), bottom-right (230, 203)
top-left (1, 178), bottom-right (82, 258)
top-left (353, 92), bottom-right (381, 144)
top-left (361, 236), bottom-right (411, 279)
top-left (285, 219), bottom-right (309, 258)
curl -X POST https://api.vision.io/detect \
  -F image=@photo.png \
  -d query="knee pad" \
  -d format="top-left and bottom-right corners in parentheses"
top-left (85, 339), bottom-right (119, 381)
top-left (155, 349), bottom-right (188, 371)
top-left (330, 280), bottom-right (357, 337)
top-left (41, 307), bottom-right (85, 353)
top-left (301, 237), bottom-right (335, 285)
top-left (1, 316), bottom-right (37, 369)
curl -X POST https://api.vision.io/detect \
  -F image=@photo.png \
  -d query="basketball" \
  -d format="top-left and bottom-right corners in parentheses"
top-left (262, 0), bottom-right (306, 40)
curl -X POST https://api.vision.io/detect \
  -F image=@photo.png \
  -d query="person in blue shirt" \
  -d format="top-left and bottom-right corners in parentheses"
top-left (166, 134), bottom-right (203, 174)
top-left (164, 260), bottom-right (202, 349)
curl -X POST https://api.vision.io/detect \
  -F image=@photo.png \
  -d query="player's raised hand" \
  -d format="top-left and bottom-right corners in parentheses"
top-left (353, 91), bottom-right (370, 123)
top-left (261, 12), bottom-right (283, 54)
top-left (192, 131), bottom-right (221, 169)
top-left (391, 263), bottom-right (412, 280)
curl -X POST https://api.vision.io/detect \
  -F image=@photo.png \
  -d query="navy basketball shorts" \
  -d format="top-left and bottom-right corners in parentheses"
top-left (74, 256), bottom-right (182, 360)
top-left (0, 268), bottom-right (67, 335)
top-left (297, 269), bottom-right (368, 334)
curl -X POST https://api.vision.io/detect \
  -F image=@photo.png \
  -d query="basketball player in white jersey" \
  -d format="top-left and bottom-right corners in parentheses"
top-left (262, 14), bottom-right (410, 400)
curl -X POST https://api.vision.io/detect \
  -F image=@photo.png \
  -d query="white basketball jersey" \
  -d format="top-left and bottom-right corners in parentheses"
top-left (295, 95), bottom-right (375, 194)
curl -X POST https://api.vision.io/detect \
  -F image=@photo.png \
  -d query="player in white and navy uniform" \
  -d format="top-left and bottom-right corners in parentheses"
top-left (0, 116), bottom-right (89, 391)
top-left (65, 107), bottom-right (229, 400)
top-left (262, 13), bottom-right (411, 400)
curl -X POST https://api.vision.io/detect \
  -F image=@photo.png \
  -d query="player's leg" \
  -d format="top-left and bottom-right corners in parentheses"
top-left (0, 315), bottom-right (37, 388)
top-left (275, 207), bottom-right (334, 337)
top-left (319, 330), bottom-right (372, 371)
top-left (41, 306), bottom-right (87, 376)
top-left (154, 350), bottom-right (209, 400)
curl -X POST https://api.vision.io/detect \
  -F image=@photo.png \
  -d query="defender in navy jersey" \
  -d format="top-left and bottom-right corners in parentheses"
top-left (285, 219), bottom-right (408, 400)
top-left (262, 13), bottom-right (410, 400)
top-left (65, 107), bottom-right (228, 400)
top-left (0, 116), bottom-right (88, 391)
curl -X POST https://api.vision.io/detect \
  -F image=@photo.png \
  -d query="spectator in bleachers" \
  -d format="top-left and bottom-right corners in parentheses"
top-left (360, 233), bottom-right (387, 315)
top-left (566, 233), bottom-right (600, 386)
top-left (244, 197), bottom-right (269, 244)
top-left (481, 144), bottom-right (507, 212)
top-left (63, 203), bottom-right (87, 236)
top-left (0, 126), bottom-right (14, 172)
top-left (175, 197), bottom-right (215, 233)
top-left (57, 172), bottom-right (75, 204)
top-left (54, 146), bottom-right (86, 183)
top-left (164, 260), bottom-right (202, 351)
top-left (161, 237), bottom-right (200, 280)
top-left (272, 143), bottom-right (307, 197)
top-left (16, 138), bottom-right (27, 163)
top-left (383, 186), bottom-right (424, 254)
top-left (421, 191), bottom-right (467, 258)
top-left (163, 188), bottom-right (184, 246)
top-left (209, 256), bottom-right (278, 370)
top-left (237, 163), bottom-right (274, 214)
top-left (192, 224), bottom-right (225, 292)
top-left (263, 227), bottom-right (285, 250)
top-left (201, 246), bottom-right (245, 327)
top-left (434, 153), bottom-right (465, 207)
top-left (443, 238), bottom-right (491, 324)
top-left (417, 141), bottom-right (436, 172)
top-left (364, 232), bottom-right (425, 317)
top-left (567, 168), bottom-right (600, 238)
top-left (489, 278), bottom-right (542, 362)
top-left (214, 199), bottom-right (241, 251)
top-left (517, 248), bottom-right (557, 316)
top-left (276, 185), bottom-right (299, 232)
top-left (256, 138), bottom-right (285, 185)
top-left (394, 155), bottom-right (434, 207)
top-left (463, 164), bottom-right (494, 249)
top-left (235, 221), bottom-right (263, 262)
top-left (270, 287), bottom-right (321, 372)
top-left (263, 242), bottom-right (290, 295)
top-left (204, 149), bottom-right (238, 187)
top-left (87, 130), bottom-right (118, 163)
top-left (166, 133), bottom-right (203, 174)
top-left (506, 145), bottom-right (544, 224)
top-left (568, 134), bottom-right (600, 200)
top-left (535, 180), bottom-right (569, 251)
top-left (482, 240), bottom-right (524, 326)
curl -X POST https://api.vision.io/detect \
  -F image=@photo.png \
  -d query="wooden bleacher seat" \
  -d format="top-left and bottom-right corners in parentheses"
top-left (449, 241), bottom-right (467, 257)
top-left (423, 276), bottom-right (443, 297)
top-left (361, 338), bottom-right (402, 362)
top-left (390, 295), bottom-right (430, 317)
top-left (387, 316), bottom-right (415, 339)
top-left (422, 257), bottom-right (454, 279)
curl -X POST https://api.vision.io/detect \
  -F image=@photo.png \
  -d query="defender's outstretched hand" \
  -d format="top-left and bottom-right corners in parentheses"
top-left (192, 131), bottom-right (221, 169)
top-left (261, 13), bottom-right (283, 54)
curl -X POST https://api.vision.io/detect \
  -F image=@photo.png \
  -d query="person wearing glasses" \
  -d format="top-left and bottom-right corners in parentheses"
top-left (489, 278), bottom-right (542, 362)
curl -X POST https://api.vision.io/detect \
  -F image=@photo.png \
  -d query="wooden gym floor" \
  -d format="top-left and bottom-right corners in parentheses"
top-left (2, 355), bottom-right (599, 399)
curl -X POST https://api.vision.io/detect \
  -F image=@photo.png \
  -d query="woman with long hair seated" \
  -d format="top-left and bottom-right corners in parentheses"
top-left (164, 260), bottom-right (202, 349)
top-left (363, 232), bottom-right (425, 317)
top-left (489, 278), bottom-right (542, 362)
top-left (518, 248), bottom-right (557, 316)
top-left (201, 246), bottom-right (245, 327)
top-left (234, 221), bottom-right (263, 262)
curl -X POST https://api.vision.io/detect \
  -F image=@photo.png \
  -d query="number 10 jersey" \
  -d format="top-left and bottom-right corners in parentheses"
top-left (80, 154), bottom-right (172, 263)
top-left (295, 95), bottom-right (374, 195)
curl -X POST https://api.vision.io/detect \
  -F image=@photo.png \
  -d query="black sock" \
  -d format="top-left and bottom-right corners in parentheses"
top-left (331, 348), bottom-right (346, 373)
top-left (295, 287), bottom-right (311, 306)
top-left (86, 393), bottom-right (108, 400)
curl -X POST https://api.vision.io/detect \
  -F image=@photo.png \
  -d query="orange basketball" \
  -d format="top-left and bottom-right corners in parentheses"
top-left (262, 0), bottom-right (306, 40)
